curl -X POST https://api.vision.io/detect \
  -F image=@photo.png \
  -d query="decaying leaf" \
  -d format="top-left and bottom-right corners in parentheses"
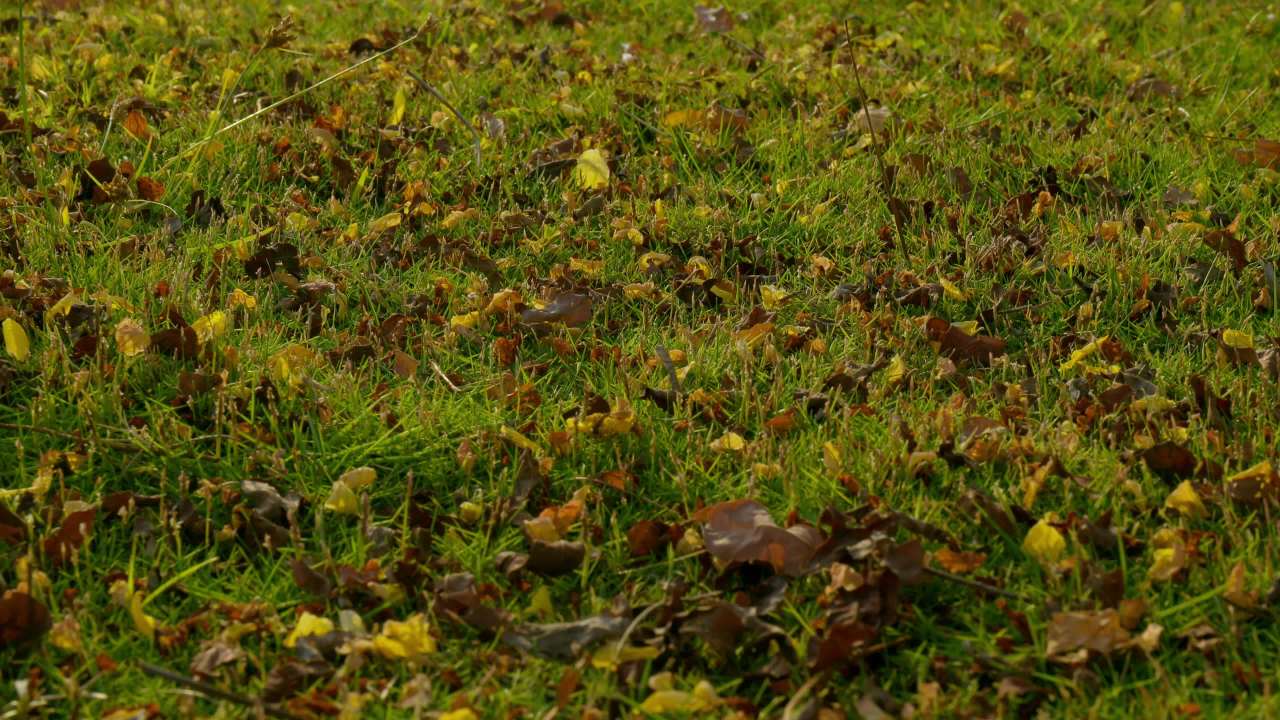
top-left (697, 500), bottom-right (819, 576)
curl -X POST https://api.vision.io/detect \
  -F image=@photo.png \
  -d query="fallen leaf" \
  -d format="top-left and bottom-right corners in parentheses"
top-left (3, 318), bottom-right (29, 361)
top-left (697, 499), bottom-right (818, 577)
top-left (574, 149), bottom-right (610, 190)
top-left (114, 318), bottom-right (149, 356)
top-left (284, 612), bottom-right (334, 648)
top-left (1023, 519), bottom-right (1066, 565)
top-left (1165, 480), bottom-right (1207, 518)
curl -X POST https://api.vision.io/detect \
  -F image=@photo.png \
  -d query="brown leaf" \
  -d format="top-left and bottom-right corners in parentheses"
top-left (0, 502), bottom-right (26, 545)
top-left (697, 500), bottom-right (819, 577)
top-left (150, 326), bottom-right (199, 359)
top-left (1233, 138), bottom-right (1280, 170)
top-left (933, 547), bottom-right (986, 574)
top-left (1143, 442), bottom-right (1197, 480)
top-left (520, 293), bottom-right (592, 332)
top-left (42, 507), bottom-right (97, 568)
top-left (925, 317), bottom-right (1006, 365)
top-left (0, 591), bottom-right (51, 650)
top-left (136, 176), bottom-right (165, 200)
top-left (626, 520), bottom-right (671, 558)
top-left (694, 5), bottom-right (735, 33)
top-left (503, 613), bottom-right (628, 661)
top-left (527, 539), bottom-right (585, 576)
top-left (122, 110), bottom-right (151, 140)
top-left (1045, 609), bottom-right (1130, 662)
top-left (190, 640), bottom-right (245, 677)
top-left (290, 558), bottom-right (333, 598)
top-left (1204, 229), bottom-right (1246, 275)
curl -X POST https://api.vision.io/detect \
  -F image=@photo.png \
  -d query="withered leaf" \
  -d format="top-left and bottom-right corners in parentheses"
top-left (520, 293), bottom-right (592, 332)
top-left (503, 613), bottom-right (629, 662)
top-left (694, 5), bottom-right (735, 33)
top-left (290, 558), bottom-right (333, 598)
top-left (626, 520), bottom-right (671, 558)
top-left (1142, 442), bottom-right (1197, 480)
top-left (1233, 138), bottom-right (1280, 170)
top-left (244, 243), bottom-right (301, 279)
top-left (150, 326), bottom-right (199, 359)
top-left (0, 502), bottom-right (26, 545)
top-left (43, 507), bottom-right (97, 568)
top-left (926, 317), bottom-right (1006, 365)
top-left (697, 500), bottom-right (819, 577)
top-left (0, 591), bottom-right (51, 650)
top-left (1045, 609), bottom-right (1131, 662)
top-left (527, 539), bottom-right (585, 576)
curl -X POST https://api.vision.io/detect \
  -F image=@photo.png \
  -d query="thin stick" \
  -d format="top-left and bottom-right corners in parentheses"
top-left (655, 345), bottom-right (682, 395)
top-left (924, 566), bottom-right (1031, 602)
top-left (406, 69), bottom-right (483, 168)
top-left (162, 21), bottom-right (429, 172)
top-left (18, 0), bottom-right (31, 147)
top-left (138, 662), bottom-right (295, 719)
top-left (0, 422), bottom-right (139, 452)
top-left (843, 21), bottom-right (890, 192)
top-left (429, 359), bottom-right (463, 392)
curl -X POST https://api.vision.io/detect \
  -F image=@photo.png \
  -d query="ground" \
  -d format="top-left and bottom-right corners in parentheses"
top-left (2, 0), bottom-right (1280, 717)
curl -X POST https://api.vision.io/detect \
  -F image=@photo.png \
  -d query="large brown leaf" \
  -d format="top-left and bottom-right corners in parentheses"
top-left (697, 500), bottom-right (819, 577)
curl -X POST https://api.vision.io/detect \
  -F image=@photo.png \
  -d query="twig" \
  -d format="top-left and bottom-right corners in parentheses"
top-left (429, 359), bottom-right (463, 392)
top-left (925, 566), bottom-right (1031, 602)
top-left (0, 422), bottom-right (140, 452)
top-left (405, 69), bottom-right (483, 168)
top-left (138, 662), bottom-right (295, 719)
top-left (842, 22), bottom-right (891, 193)
top-left (162, 20), bottom-right (430, 172)
top-left (654, 344), bottom-right (683, 395)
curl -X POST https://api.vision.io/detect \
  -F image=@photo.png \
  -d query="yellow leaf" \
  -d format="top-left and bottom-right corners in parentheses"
top-left (1148, 546), bottom-right (1182, 583)
top-left (1222, 329), bottom-right (1254, 349)
top-left (1022, 520), bottom-right (1066, 564)
top-left (3, 318), bottom-right (30, 361)
top-left (574, 148), bottom-right (610, 190)
top-left (450, 311), bottom-right (481, 330)
top-left (500, 425), bottom-right (542, 454)
top-left (523, 516), bottom-right (561, 543)
top-left (823, 441), bottom-right (842, 475)
top-left (760, 285), bottom-right (789, 310)
top-left (269, 344), bottom-right (317, 388)
top-left (1227, 460), bottom-right (1273, 483)
top-left (637, 252), bottom-right (672, 272)
top-left (485, 288), bottom-right (523, 315)
top-left (285, 612), bottom-right (334, 648)
top-left (192, 311), bottom-right (228, 344)
top-left (324, 481), bottom-right (360, 515)
top-left (227, 288), bottom-right (257, 310)
top-left (569, 257), bottom-right (604, 278)
top-left (598, 397), bottom-right (635, 436)
top-left (372, 613), bottom-right (436, 661)
top-left (389, 84), bottom-right (407, 126)
top-left (591, 643), bottom-right (661, 670)
top-left (1060, 336), bottom-right (1109, 374)
top-left (939, 278), bottom-right (968, 301)
top-left (884, 354), bottom-right (907, 385)
top-left (439, 711), bottom-right (477, 720)
top-left (114, 318), bottom-right (149, 357)
top-left (710, 431), bottom-right (747, 453)
top-left (128, 591), bottom-right (157, 641)
top-left (527, 585), bottom-right (554, 618)
top-left (624, 282), bottom-right (661, 301)
top-left (340, 466), bottom-right (377, 491)
top-left (368, 211), bottom-right (403, 234)
top-left (950, 320), bottom-right (979, 336)
top-left (639, 680), bottom-right (720, 714)
top-left (1165, 480), bottom-right (1206, 518)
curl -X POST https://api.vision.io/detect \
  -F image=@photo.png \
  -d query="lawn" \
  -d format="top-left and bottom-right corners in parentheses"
top-left (2, 0), bottom-right (1280, 717)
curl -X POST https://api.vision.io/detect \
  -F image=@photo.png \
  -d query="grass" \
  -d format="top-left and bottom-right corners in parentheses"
top-left (2, 0), bottom-right (1279, 717)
